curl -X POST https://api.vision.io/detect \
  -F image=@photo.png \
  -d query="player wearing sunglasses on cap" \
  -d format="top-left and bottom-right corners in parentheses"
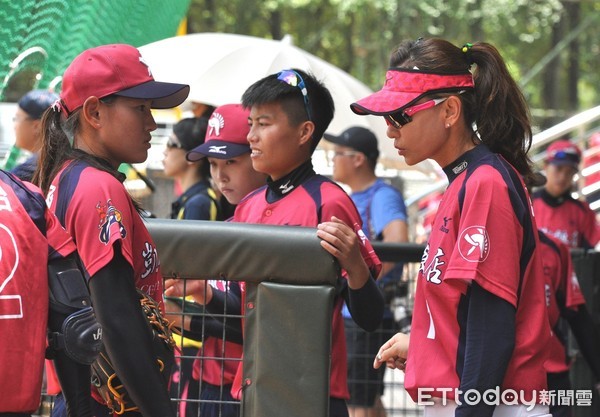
top-left (219, 69), bottom-right (384, 417)
top-left (353, 38), bottom-right (552, 417)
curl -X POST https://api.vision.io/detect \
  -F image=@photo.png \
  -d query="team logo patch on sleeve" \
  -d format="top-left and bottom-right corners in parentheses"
top-left (458, 226), bottom-right (490, 262)
top-left (141, 241), bottom-right (159, 279)
top-left (96, 199), bottom-right (127, 244)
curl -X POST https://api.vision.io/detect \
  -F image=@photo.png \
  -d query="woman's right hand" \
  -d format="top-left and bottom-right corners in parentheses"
top-left (164, 277), bottom-right (213, 305)
top-left (163, 298), bottom-right (188, 330)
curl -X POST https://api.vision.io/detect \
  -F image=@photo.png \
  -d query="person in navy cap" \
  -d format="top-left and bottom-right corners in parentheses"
top-left (163, 116), bottom-right (223, 221)
top-left (9, 89), bottom-right (58, 181)
top-left (324, 126), bottom-right (408, 417)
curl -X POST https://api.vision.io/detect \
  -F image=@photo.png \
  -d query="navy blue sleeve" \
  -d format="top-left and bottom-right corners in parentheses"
top-left (188, 282), bottom-right (243, 343)
top-left (187, 316), bottom-right (243, 344)
top-left (205, 281), bottom-right (242, 315)
top-left (455, 281), bottom-right (516, 417)
top-left (9, 155), bottom-right (38, 182)
top-left (182, 193), bottom-right (214, 220)
top-left (562, 305), bottom-right (600, 381)
top-left (89, 245), bottom-right (174, 417)
top-left (343, 275), bottom-right (384, 332)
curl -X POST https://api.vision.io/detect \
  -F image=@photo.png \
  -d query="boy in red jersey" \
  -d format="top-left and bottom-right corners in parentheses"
top-left (537, 230), bottom-right (600, 416)
top-left (235, 69), bottom-right (384, 417)
top-left (167, 70), bottom-right (384, 417)
top-left (165, 103), bottom-right (267, 417)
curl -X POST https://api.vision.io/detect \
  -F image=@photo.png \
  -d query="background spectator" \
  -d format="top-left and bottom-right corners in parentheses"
top-left (9, 89), bottom-right (58, 181)
top-left (163, 116), bottom-right (222, 221)
top-left (532, 139), bottom-right (600, 250)
top-left (324, 126), bottom-right (408, 417)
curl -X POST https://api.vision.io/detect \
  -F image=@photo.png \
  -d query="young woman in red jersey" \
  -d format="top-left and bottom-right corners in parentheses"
top-left (34, 44), bottom-right (189, 416)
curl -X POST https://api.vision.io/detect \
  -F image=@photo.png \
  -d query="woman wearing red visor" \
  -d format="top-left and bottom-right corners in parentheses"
top-left (355, 38), bottom-right (552, 417)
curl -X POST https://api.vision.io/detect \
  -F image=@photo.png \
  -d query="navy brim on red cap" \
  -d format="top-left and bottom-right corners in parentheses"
top-left (115, 80), bottom-right (190, 109)
top-left (186, 140), bottom-right (251, 162)
top-left (547, 159), bottom-right (579, 169)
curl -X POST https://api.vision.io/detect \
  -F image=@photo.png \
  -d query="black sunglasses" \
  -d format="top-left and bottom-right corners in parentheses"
top-left (384, 97), bottom-right (449, 129)
top-left (166, 137), bottom-right (183, 149)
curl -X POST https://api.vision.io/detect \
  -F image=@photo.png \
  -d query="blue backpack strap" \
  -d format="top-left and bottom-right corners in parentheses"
top-left (1, 170), bottom-right (47, 236)
top-left (364, 180), bottom-right (389, 241)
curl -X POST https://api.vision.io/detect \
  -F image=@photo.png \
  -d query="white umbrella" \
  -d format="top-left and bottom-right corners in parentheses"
top-left (139, 32), bottom-right (437, 174)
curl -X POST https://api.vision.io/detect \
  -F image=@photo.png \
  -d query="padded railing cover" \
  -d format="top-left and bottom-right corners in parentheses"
top-left (147, 219), bottom-right (340, 416)
top-left (147, 218), bottom-right (340, 285)
top-left (242, 282), bottom-right (334, 417)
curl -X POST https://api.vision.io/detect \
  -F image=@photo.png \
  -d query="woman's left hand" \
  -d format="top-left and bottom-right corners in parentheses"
top-left (374, 332), bottom-right (410, 371)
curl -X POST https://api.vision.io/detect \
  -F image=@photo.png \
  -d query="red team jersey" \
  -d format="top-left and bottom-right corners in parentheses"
top-left (46, 161), bottom-right (163, 302)
top-left (232, 174), bottom-right (381, 400)
top-left (538, 231), bottom-right (586, 374)
top-left (406, 146), bottom-right (550, 403)
top-left (45, 160), bottom-right (164, 406)
top-left (0, 171), bottom-right (75, 413)
top-left (532, 189), bottom-right (600, 249)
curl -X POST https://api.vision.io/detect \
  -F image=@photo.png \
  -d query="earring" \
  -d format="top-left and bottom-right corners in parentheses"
top-left (445, 123), bottom-right (450, 128)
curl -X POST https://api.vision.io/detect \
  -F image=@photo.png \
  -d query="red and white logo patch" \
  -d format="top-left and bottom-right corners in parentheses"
top-left (458, 226), bottom-right (490, 262)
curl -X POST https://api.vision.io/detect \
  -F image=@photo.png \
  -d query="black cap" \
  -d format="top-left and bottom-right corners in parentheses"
top-left (18, 89), bottom-right (58, 119)
top-left (323, 126), bottom-right (379, 161)
top-left (172, 117), bottom-right (209, 152)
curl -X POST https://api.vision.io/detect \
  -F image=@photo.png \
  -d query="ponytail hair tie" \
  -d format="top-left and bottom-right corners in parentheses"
top-left (51, 99), bottom-right (63, 113)
top-left (462, 42), bottom-right (474, 67)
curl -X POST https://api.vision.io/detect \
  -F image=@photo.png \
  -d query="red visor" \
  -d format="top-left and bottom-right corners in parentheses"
top-left (350, 69), bottom-right (474, 115)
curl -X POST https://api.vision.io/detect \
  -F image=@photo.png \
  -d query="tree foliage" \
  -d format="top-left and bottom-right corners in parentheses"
top-left (187, 0), bottom-right (600, 129)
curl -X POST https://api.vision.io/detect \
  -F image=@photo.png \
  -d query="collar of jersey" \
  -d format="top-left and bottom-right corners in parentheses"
top-left (70, 149), bottom-right (127, 183)
top-left (538, 187), bottom-right (572, 207)
top-left (266, 159), bottom-right (315, 203)
top-left (442, 144), bottom-right (491, 183)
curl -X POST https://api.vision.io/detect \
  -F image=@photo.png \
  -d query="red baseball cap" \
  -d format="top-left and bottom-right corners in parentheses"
top-left (186, 104), bottom-right (251, 161)
top-left (350, 68), bottom-right (474, 115)
top-left (59, 44), bottom-right (189, 114)
top-left (546, 140), bottom-right (582, 168)
top-left (589, 132), bottom-right (600, 148)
